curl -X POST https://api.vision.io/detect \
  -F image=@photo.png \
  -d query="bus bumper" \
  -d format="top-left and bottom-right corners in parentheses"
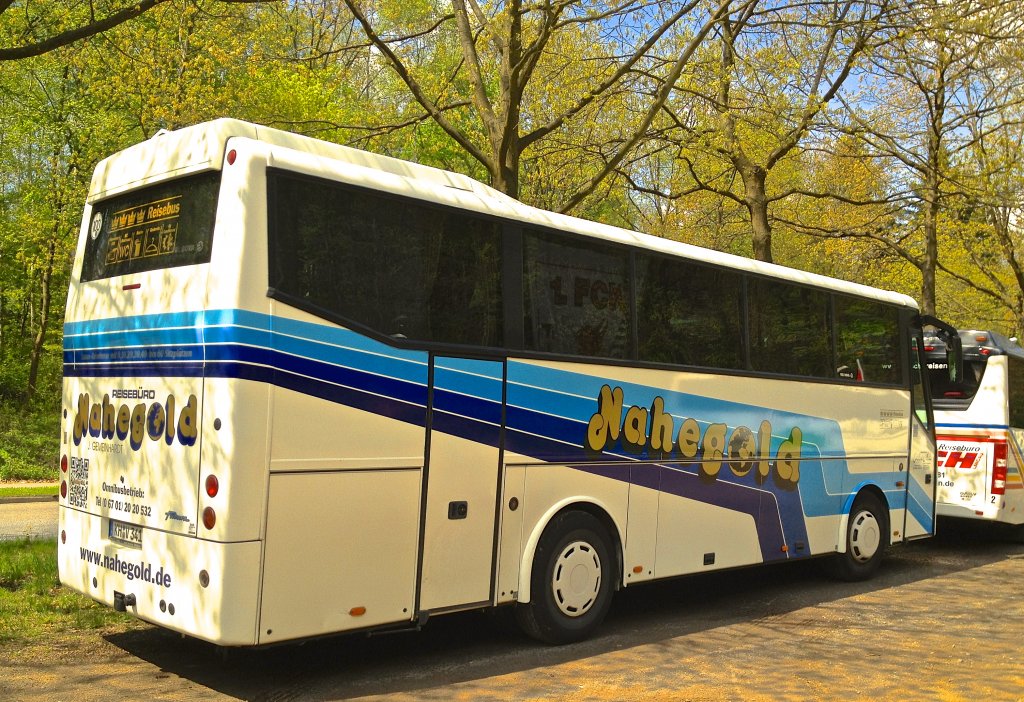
top-left (57, 505), bottom-right (263, 646)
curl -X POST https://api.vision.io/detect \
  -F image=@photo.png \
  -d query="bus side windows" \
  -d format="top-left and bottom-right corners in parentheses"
top-left (833, 296), bottom-right (900, 385)
top-left (522, 229), bottom-right (631, 360)
top-left (748, 279), bottom-right (831, 378)
top-left (635, 254), bottom-right (744, 369)
top-left (267, 171), bottom-right (503, 348)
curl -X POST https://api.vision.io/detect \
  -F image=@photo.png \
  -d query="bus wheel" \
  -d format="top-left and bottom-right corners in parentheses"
top-left (823, 493), bottom-right (889, 582)
top-left (515, 511), bottom-right (615, 645)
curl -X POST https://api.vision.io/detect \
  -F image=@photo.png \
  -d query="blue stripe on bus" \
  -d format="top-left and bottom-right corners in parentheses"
top-left (936, 422), bottom-right (1010, 430)
top-left (905, 477), bottom-right (934, 532)
top-left (64, 309), bottom-right (900, 541)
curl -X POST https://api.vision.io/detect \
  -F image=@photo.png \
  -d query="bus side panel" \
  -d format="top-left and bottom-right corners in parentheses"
top-left (654, 491), bottom-right (761, 577)
top-left (514, 462), bottom-right (629, 606)
top-left (624, 466), bottom-right (659, 585)
top-left (419, 356), bottom-right (503, 612)
top-left (258, 470), bottom-right (421, 643)
top-left (495, 465), bottom-right (526, 605)
top-left (198, 377), bottom-right (271, 543)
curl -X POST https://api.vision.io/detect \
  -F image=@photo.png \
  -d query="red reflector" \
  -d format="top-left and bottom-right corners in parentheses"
top-left (60, 481), bottom-right (67, 498)
top-left (61, 530), bottom-right (66, 544)
top-left (944, 391), bottom-right (964, 398)
top-left (122, 283), bottom-right (141, 291)
top-left (992, 442), bottom-right (1008, 496)
top-left (227, 149), bottom-right (237, 165)
top-left (205, 474), bottom-right (219, 498)
top-left (202, 507), bottom-right (216, 530)
top-left (61, 455), bottom-right (68, 472)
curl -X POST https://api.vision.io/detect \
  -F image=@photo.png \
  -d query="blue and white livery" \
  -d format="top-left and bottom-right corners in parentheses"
top-left (58, 119), bottom-right (952, 645)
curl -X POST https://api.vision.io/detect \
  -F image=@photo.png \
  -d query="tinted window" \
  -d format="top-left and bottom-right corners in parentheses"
top-left (268, 171), bottom-right (502, 347)
top-left (834, 296), bottom-right (901, 384)
top-left (910, 332), bottom-right (931, 428)
top-left (1008, 357), bottom-right (1024, 427)
top-left (749, 279), bottom-right (831, 377)
top-left (636, 254), bottom-right (744, 368)
top-left (523, 229), bottom-right (631, 359)
top-left (928, 359), bottom-right (987, 403)
top-left (81, 172), bottom-right (219, 282)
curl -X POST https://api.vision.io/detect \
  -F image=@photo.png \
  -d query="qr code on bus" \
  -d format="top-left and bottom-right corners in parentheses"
top-left (69, 457), bottom-right (89, 508)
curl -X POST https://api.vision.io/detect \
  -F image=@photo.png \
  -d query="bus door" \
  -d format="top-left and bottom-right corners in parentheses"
top-left (418, 356), bottom-right (505, 612)
top-left (905, 329), bottom-right (937, 538)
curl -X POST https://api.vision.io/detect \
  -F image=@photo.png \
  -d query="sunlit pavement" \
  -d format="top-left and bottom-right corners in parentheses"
top-left (0, 500), bottom-right (58, 541)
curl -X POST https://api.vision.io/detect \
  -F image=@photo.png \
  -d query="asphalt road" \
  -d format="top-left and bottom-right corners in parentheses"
top-left (1, 520), bottom-right (1022, 701)
top-left (0, 499), bottom-right (58, 541)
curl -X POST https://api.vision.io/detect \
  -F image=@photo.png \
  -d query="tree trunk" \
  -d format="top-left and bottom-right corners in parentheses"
top-left (740, 164), bottom-right (773, 264)
top-left (26, 237), bottom-right (56, 402)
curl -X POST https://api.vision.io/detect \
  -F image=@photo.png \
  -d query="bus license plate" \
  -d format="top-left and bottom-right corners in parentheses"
top-left (109, 519), bottom-right (143, 547)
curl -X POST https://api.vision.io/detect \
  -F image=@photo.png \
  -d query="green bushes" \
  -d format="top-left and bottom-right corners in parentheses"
top-left (0, 398), bottom-right (59, 482)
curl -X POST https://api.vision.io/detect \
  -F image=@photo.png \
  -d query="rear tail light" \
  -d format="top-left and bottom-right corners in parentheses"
top-left (992, 441), bottom-right (1008, 495)
top-left (205, 474), bottom-right (219, 498)
top-left (60, 480), bottom-right (67, 498)
top-left (61, 455), bottom-right (68, 473)
top-left (202, 507), bottom-right (216, 530)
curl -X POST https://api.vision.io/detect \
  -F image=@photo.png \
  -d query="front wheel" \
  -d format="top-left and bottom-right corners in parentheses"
top-left (822, 493), bottom-right (889, 582)
top-left (515, 511), bottom-right (616, 644)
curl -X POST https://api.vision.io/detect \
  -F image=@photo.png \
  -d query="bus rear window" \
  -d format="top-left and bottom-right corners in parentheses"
top-left (81, 172), bottom-right (220, 282)
top-left (928, 358), bottom-right (987, 404)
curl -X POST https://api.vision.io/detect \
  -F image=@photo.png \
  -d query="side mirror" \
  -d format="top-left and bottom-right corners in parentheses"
top-left (914, 314), bottom-right (963, 384)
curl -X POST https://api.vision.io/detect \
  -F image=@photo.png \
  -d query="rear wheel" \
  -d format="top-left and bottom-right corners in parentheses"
top-left (823, 493), bottom-right (889, 581)
top-left (516, 511), bottom-right (615, 644)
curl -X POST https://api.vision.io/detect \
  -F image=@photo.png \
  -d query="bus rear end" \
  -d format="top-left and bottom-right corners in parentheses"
top-left (927, 330), bottom-right (1024, 529)
top-left (57, 121), bottom-right (267, 645)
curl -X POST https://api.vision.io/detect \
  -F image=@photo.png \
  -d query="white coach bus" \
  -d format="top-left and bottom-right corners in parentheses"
top-left (927, 330), bottom-right (1024, 537)
top-left (58, 119), bottom-right (959, 646)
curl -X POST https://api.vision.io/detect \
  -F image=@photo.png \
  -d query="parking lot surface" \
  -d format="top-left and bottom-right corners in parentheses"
top-left (1, 523), bottom-right (1022, 701)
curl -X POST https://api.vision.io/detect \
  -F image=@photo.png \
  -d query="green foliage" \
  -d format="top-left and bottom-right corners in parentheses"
top-left (0, 397), bottom-right (59, 482)
top-left (0, 539), bottom-right (139, 643)
top-left (2, 0), bottom-right (1024, 396)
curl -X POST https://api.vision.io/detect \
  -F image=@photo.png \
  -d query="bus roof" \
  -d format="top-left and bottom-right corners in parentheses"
top-left (88, 118), bottom-right (919, 310)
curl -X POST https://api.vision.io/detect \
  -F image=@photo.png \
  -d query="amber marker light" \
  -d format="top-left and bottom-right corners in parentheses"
top-left (205, 474), bottom-right (219, 498)
top-left (349, 607), bottom-right (366, 617)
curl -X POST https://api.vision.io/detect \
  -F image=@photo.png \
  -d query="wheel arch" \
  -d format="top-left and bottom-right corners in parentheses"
top-left (516, 498), bottom-right (623, 605)
top-left (838, 482), bottom-right (891, 553)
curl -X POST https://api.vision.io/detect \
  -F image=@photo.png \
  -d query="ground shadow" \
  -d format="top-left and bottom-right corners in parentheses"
top-left (103, 522), bottom-right (1023, 701)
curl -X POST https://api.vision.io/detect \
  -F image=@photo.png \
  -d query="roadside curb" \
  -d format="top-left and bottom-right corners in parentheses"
top-left (0, 495), bottom-right (59, 505)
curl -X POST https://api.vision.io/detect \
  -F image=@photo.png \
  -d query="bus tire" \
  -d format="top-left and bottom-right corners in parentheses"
top-left (823, 493), bottom-right (889, 582)
top-left (515, 511), bottom-right (615, 645)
